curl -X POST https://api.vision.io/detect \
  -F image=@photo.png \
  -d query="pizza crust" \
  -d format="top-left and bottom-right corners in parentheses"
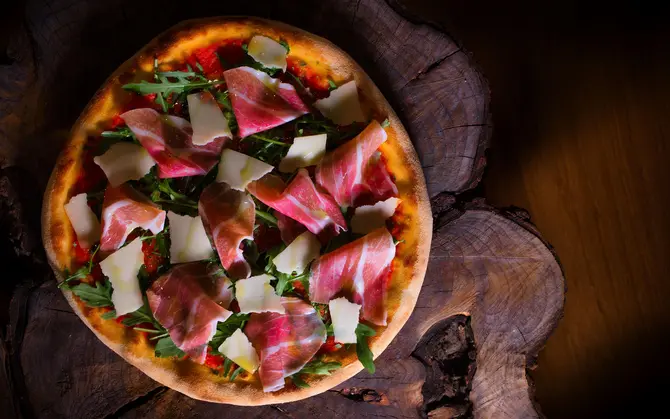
top-left (42, 17), bottom-right (432, 405)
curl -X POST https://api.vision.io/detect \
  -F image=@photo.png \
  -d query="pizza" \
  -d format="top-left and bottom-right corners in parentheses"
top-left (42, 17), bottom-right (432, 405)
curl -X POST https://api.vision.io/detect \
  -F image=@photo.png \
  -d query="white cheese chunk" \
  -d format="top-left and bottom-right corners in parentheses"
top-left (216, 149), bottom-right (274, 191)
top-left (329, 297), bottom-right (361, 344)
top-left (278, 134), bottom-right (327, 173)
top-left (64, 193), bottom-right (101, 249)
top-left (247, 35), bottom-right (288, 71)
top-left (351, 197), bottom-right (401, 234)
top-left (314, 80), bottom-right (365, 126)
top-left (187, 91), bottom-right (232, 145)
top-left (273, 231), bottom-right (321, 274)
top-left (218, 329), bottom-right (260, 373)
top-left (99, 238), bottom-right (144, 316)
top-left (236, 274), bottom-right (285, 314)
top-left (167, 212), bottom-right (213, 264)
top-left (93, 143), bottom-right (155, 187)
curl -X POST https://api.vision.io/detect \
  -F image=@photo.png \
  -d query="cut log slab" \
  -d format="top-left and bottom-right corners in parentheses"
top-left (0, 0), bottom-right (566, 418)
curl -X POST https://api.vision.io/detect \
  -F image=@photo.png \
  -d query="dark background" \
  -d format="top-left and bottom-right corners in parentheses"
top-left (2, 0), bottom-right (670, 417)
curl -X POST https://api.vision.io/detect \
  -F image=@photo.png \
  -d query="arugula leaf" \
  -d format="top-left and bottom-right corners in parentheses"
top-left (123, 78), bottom-right (223, 97)
top-left (255, 209), bottom-right (278, 226)
top-left (100, 310), bottom-right (117, 320)
top-left (155, 337), bottom-right (185, 358)
top-left (290, 374), bottom-right (310, 388)
top-left (355, 323), bottom-right (376, 374)
top-left (299, 359), bottom-right (342, 375)
top-left (381, 118), bottom-right (391, 129)
top-left (70, 280), bottom-right (113, 308)
top-left (279, 39), bottom-right (290, 53)
top-left (327, 79), bottom-right (337, 90)
top-left (229, 366), bottom-right (244, 382)
top-left (208, 314), bottom-right (251, 353)
top-left (223, 357), bottom-right (233, 377)
top-left (59, 245), bottom-right (100, 289)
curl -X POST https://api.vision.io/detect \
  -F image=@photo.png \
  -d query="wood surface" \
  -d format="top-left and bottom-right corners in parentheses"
top-left (0, 0), bottom-right (566, 418)
top-left (392, 1), bottom-right (670, 417)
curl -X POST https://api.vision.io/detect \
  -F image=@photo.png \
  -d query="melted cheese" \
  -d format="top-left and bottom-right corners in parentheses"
top-left (64, 193), bottom-right (101, 249)
top-left (218, 328), bottom-right (260, 373)
top-left (93, 142), bottom-right (155, 187)
top-left (314, 80), bottom-right (366, 126)
top-left (273, 231), bottom-right (321, 274)
top-left (236, 274), bottom-right (285, 314)
top-left (351, 197), bottom-right (401, 234)
top-left (247, 35), bottom-right (288, 71)
top-left (278, 134), bottom-right (327, 173)
top-left (99, 238), bottom-right (144, 316)
top-left (187, 91), bottom-right (232, 145)
top-left (167, 212), bottom-right (213, 264)
top-left (329, 297), bottom-right (361, 344)
top-left (216, 149), bottom-right (274, 191)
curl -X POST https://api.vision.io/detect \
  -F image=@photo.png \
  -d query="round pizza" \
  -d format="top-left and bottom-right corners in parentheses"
top-left (42, 17), bottom-right (432, 405)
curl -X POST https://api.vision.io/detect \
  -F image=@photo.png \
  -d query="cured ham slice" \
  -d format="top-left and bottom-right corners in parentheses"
top-left (360, 151), bottom-right (398, 203)
top-left (198, 182), bottom-right (255, 279)
top-left (99, 184), bottom-right (166, 252)
top-left (276, 212), bottom-right (307, 245)
top-left (309, 227), bottom-right (395, 326)
top-left (223, 66), bottom-right (309, 138)
top-left (121, 108), bottom-right (226, 178)
top-left (247, 169), bottom-right (346, 240)
top-left (245, 297), bottom-right (326, 392)
top-left (315, 120), bottom-right (390, 207)
top-left (147, 262), bottom-right (233, 364)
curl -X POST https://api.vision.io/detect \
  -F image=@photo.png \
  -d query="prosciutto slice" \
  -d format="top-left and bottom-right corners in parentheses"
top-left (223, 66), bottom-right (309, 138)
top-left (100, 184), bottom-right (166, 252)
top-left (121, 108), bottom-right (226, 178)
top-left (276, 212), bottom-right (307, 245)
top-left (198, 182), bottom-right (255, 279)
top-left (360, 152), bottom-right (398, 203)
top-left (147, 262), bottom-right (233, 364)
top-left (309, 227), bottom-right (395, 326)
top-left (247, 169), bottom-right (346, 240)
top-left (315, 120), bottom-right (391, 207)
top-left (245, 297), bottom-right (326, 392)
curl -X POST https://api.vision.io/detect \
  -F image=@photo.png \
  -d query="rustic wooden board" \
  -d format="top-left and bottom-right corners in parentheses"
top-left (0, 0), bottom-right (563, 418)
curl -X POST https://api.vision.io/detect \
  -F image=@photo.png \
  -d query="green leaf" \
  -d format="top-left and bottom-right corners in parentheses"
top-left (59, 244), bottom-right (100, 289)
top-left (123, 79), bottom-right (223, 96)
top-left (279, 39), bottom-right (290, 53)
top-left (229, 366), bottom-right (244, 382)
top-left (223, 357), bottom-right (233, 377)
top-left (209, 314), bottom-right (250, 351)
top-left (70, 280), bottom-right (113, 308)
top-left (381, 118), bottom-right (390, 129)
top-left (355, 324), bottom-right (376, 374)
top-left (290, 374), bottom-right (310, 388)
top-left (299, 359), bottom-right (342, 375)
top-left (255, 209), bottom-right (278, 226)
top-left (154, 337), bottom-right (185, 358)
top-left (328, 79), bottom-right (337, 90)
top-left (100, 310), bottom-right (117, 320)
top-left (121, 304), bottom-right (157, 327)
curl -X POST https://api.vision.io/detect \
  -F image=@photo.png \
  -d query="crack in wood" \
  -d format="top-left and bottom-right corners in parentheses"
top-left (102, 386), bottom-right (167, 419)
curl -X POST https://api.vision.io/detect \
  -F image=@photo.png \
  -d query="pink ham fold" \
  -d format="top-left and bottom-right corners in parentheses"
top-left (276, 212), bottom-right (307, 245)
top-left (245, 297), bottom-right (326, 392)
top-left (247, 169), bottom-right (346, 240)
top-left (316, 120), bottom-right (394, 208)
top-left (99, 184), bottom-right (166, 252)
top-left (121, 108), bottom-right (226, 178)
top-left (223, 66), bottom-right (309, 138)
top-left (147, 262), bottom-right (233, 364)
top-left (360, 152), bottom-right (398, 204)
top-left (198, 182), bottom-right (255, 279)
top-left (309, 227), bottom-right (396, 326)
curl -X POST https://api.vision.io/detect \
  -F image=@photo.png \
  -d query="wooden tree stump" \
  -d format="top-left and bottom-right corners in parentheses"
top-left (0, 0), bottom-right (564, 418)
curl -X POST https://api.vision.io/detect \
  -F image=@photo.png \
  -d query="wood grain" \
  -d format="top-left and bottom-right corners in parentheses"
top-left (394, 1), bottom-right (670, 417)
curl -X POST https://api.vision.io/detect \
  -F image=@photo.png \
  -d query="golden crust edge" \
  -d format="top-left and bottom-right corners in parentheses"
top-left (41, 16), bottom-right (433, 405)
